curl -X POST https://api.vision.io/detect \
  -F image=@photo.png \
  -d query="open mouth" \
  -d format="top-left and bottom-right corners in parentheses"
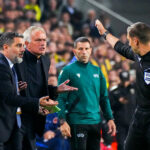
top-left (39, 47), bottom-right (46, 51)
top-left (19, 53), bottom-right (23, 57)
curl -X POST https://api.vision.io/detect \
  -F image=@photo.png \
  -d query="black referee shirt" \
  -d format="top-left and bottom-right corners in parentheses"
top-left (114, 41), bottom-right (150, 108)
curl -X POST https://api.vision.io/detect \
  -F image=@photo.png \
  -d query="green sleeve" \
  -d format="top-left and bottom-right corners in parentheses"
top-left (57, 68), bottom-right (70, 120)
top-left (99, 69), bottom-right (114, 121)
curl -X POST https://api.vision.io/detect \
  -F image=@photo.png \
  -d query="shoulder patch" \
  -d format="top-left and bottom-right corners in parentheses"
top-left (144, 68), bottom-right (150, 85)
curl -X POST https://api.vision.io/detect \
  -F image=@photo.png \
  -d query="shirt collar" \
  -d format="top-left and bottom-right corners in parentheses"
top-left (5, 57), bottom-right (14, 68)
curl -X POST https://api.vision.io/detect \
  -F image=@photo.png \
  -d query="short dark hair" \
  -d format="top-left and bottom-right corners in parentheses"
top-left (127, 22), bottom-right (150, 44)
top-left (0, 32), bottom-right (23, 50)
top-left (74, 37), bottom-right (91, 48)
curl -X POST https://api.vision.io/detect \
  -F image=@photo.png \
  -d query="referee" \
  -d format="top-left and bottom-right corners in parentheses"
top-left (96, 19), bottom-right (150, 150)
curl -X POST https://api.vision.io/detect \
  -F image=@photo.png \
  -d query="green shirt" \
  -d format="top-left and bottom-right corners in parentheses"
top-left (57, 61), bottom-right (113, 124)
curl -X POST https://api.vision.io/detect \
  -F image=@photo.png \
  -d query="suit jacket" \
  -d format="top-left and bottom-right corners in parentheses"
top-left (15, 50), bottom-right (57, 136)
top-left (0, 53), bottom-right (39, 142)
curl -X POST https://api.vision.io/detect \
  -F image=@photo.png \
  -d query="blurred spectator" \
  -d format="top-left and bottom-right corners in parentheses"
top-left (18, 0), bottom-right (26, 9)
top-left (0, 0), bottom-right (4, 13)
top-left (49, 13), bottom-right (59, 30)
top-left (5, 20), bottom-right (15, 32)
top-left (120, 33), bottom-right (128, 44)
top-left (84, 9), bottom-right (99, 37)
top-left (100, 14), bottom-right (113, 34)
top-left (59, 12), bottom-right (73, 36)
top-left (4, 8), bottom-right (17, 21)
top-left (57, 41), bottom-right (65, 51)
top-left (49, 31), bottom-right (58, 42)
top-left (81, 23), bottom-right (90, 37)
top-left (24, 9), bottom-right (37, 21)
top-left (106, 47), bottom-right (116, 67)
top-left (6, 0), bottom-right (18, 10)
top-left (94, 43), bottom-right (112, 87)
top-left (113, 54), bottom-right (122, 72)
top-left (64, 42), bottom-right (73, 52)
top-left (46, 41), bottom-right (57, 55)
top-left (42, 19), bottom-right (51, 35)
top-left (36, 113), bottom-right (70, 150)
top-left (61, 0), bottom-right (83, 38)
top-left (41, 0), bottom-right (59, 22)
top-left (109, 71), bottom-right (136, 150)
top-left (121, 60), bottom-right (130, 72)
top-left (108, 70), bottom-right (120, 90)
top-left (15, 19), bottom-right (31, 34)
top-left (0, 18), bottom-right (4, 33)
top-left (24, 0), bottom-right (41, 21)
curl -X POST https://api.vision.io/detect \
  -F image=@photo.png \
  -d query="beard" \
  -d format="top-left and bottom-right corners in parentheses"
top-left (13, 57), bottom-right (23, 64)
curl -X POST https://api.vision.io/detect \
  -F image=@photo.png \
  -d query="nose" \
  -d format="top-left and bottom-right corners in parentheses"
top-left (21, 46), bottom-right (25, 52)
top-left (82, 49), bottom-right (87, 54)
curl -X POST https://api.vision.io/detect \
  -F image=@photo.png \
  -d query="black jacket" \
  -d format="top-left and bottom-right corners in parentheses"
top-left (15, 50), bottom-right (57, 136)
top-left (114, 41), bottom-right (150, 108)
top-left (109, 84), bottom-right (136, 126)
top-left (0, 53), bottom-right (39, 142)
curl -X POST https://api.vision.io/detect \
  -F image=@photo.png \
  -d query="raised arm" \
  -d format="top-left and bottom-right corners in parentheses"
top-left (95, 19), bottom-right (135, 61)
top-left (95, 19), bottom-right (119, 48)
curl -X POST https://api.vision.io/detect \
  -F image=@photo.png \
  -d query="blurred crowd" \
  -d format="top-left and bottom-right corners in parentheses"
top-left (0, 0), bottom-right (137, 149)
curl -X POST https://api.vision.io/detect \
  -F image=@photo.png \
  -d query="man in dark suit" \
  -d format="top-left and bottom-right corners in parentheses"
top-left (0, 32), bottom-right (58, 150)
top-left (14, 26), bottom-right (77, 150)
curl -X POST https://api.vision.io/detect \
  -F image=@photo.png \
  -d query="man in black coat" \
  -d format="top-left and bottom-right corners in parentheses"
top-left (0, 32), bottom-right (58, 150)
top-left (14, 26), bottom-right (77, 150)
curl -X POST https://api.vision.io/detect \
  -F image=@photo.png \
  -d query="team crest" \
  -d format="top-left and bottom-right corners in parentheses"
top-left (76, 73), bottom-right (80, 78)
top-left (93, 74), bottom-right (99, 78)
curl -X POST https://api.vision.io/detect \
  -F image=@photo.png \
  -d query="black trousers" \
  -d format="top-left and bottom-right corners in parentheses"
top-left (70, 123), bottom-right (101, 150)
top-left (125, 107), bottom-right (150, 150)
top-left (12, 123), bottom-right (36, 150)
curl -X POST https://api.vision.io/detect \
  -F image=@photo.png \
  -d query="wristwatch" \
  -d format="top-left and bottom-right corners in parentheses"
top-left (101, 30), bottom-right (109, 40)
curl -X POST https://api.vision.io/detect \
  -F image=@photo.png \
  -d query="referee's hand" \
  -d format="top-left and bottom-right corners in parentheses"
top-left (60, 121), bottom-right (71, 137)
top-left (107, 120), bottom-right (116, 136)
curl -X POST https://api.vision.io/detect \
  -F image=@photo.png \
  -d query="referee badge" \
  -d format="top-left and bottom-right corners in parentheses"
top-left (144, 69), bottom-right (150, 85)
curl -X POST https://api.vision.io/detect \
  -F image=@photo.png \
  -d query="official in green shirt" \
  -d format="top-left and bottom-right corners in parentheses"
top-left (57, 37), bottom-right (116, 150)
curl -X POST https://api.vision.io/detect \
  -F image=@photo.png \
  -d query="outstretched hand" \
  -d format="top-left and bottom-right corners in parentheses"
top-left (57, 80), bottom-right (78, 93)
top-left (39, 96), bottom-right (58, 107)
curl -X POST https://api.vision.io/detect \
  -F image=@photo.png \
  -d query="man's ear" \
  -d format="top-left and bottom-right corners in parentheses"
top-left (3, 44), bottom-right (8, 51)
top-left (25, 41), bottom-right (29, 48)
top-left (72, 48), bottom-right (76, 55)
top-left (133, 37), bottom-right (139, 46)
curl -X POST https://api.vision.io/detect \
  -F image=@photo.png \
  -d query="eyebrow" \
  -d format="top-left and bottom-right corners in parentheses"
top-left (35, 38), bottom-right (46, 41)
top-left (16, 43), bottom-right (24, 47)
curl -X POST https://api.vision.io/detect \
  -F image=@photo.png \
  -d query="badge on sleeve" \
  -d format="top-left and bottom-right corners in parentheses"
top-left (144, 68), bottom-right (150, 85)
